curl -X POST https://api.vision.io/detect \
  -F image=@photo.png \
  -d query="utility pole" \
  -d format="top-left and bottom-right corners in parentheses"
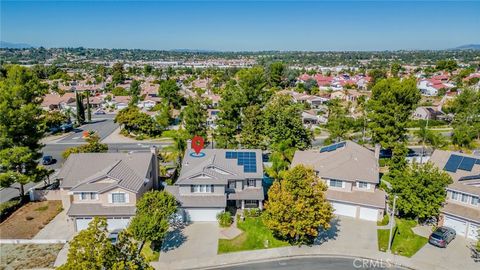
top-left (388, 195), bottom-right (397, 253)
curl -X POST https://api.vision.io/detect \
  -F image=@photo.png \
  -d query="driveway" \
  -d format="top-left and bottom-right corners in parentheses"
top-left (412, 236), bottom-right (477, 270)
top-left (159, 222), bottom-right (219, 263)
top-left (33, 210), bottom-right (74, 240)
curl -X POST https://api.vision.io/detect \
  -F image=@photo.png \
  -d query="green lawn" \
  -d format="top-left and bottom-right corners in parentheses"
top-left (141, 241), bottom-right (160, 262)
top-left (218, 217), bottom-right (290, 254)
top-left (377, 218), bottom-right (428, 257)
top-left (377, 214), bottom-right (389, 226)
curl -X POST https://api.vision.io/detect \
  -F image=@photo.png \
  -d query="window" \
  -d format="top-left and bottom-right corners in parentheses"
top-left (90, 193), bottom-right (98, 200)
top-left (112, 193), bottom-right (126, 203)
top-left (247, 179), bottom-right (256, 187)
top-left (329, 179), bottom-right (343, 188)
top-left (244, 200), bottom-right (258, 208)
top-left (80, 193), bottom-right (88, 200)
top-left (228, 181), bottom-right (236, 189)
top-left (472, 197), bottom-right (479, 206)
top-left (357, 181), bottom-right (369, 189)
top-left (461, 193), bottom-right (468, 203)
top-left (451, 191), bottom-right (459, 200)
top-left (192, 185), bottom-right (213, 193)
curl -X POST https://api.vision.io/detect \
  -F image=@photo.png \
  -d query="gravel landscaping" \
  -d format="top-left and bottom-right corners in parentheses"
top-left (0, 243), bottom-right (64, 270)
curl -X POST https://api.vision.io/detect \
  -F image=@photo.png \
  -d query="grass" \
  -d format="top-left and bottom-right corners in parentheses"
top-left (218, 217), bottom-right (290, 254)
top-left (35, 205), bottom-right (49, 212)
top-left (141, 241), bottom-right (160, 262)
top-left (0, 244), bottom-right (64, 269)
top-left (377, 218), bottom-right (428, 257)
top-left (377, 214), bottom-right (389, 226)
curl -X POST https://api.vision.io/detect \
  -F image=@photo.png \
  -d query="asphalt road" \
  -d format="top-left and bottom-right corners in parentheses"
top-left (215, 257), bottom-right (408, 270)
top-left (57, 115), bottom-right (118, 144)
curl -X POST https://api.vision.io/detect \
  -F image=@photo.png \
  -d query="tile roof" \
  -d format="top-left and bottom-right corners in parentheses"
top-left (291, 140), bottom-right (379, 183)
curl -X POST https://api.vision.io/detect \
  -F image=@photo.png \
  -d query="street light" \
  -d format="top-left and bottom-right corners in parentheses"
top-left (388, 195), bottom-right (397, 253)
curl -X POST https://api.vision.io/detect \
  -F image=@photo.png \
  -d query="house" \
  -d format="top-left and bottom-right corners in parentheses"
top-left (41, 93), bottom-right (76, 111)
top-left (413, 106), bottom-right (445, 120)
top-left (56, 150), bottom-right (158, 231)
top-left (207, 109), bottom-right (220, 128)
top-left (302, 110), bottom-right (327, 125)
top-left (291, 141), bottom-right (386, 221)
top-left (165, 148), bottom-right (264, 222)
top-left (429, 150), bottom-right (480, 240)
top-left (417, 79), bottom-right (451, 96)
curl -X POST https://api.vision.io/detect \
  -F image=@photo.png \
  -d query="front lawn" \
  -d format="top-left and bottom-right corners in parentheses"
top-left (0, 200), bottom-right (63, 239)
top-left (0, 244), bottom-right (64, 269)
top-left (377, 218), bottom-right (428, 257)
top-left (218, 217), bottom-right (290, 254)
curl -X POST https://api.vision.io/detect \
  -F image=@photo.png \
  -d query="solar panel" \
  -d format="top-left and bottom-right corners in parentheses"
top-left (458, 157), bottom-right (476, 171)
top-left (320, 142), bottom-right (346, 153)
top-left (443, 154), bottom-right (464, 172)
top-left (226, 151), bottom-right (257, 173)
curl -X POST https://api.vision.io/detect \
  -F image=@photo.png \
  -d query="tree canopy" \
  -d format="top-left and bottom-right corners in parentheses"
top-left (263, 165), bottom-right (333, 244)
top-left (62, 133), bottom-right (108, 159)
top-left (182, 98), bottom-right (207, 139)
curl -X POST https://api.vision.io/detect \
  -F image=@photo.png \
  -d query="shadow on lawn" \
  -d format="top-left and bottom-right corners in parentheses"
top-left (160, 222), bottom-right (187, 252)
top-left (314, 217), bottom-right (340, 245)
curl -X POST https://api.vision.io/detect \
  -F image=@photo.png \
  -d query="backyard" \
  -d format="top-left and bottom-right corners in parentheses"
top-left (218, 217), bottom-right (290, 254)
top-left (377, 218), bottom-right (428, 257)
top-left (0, 244), bottom-right (64, 269)
top-left (0, 200), bottom-right (62, 239)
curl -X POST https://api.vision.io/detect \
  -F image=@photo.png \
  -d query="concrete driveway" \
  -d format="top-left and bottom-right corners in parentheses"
top-left (412, 236), bottom-right (478, 270)
top-left (159, 222), bottom-right (219, 263)
top-left (33, 210), bottom-right (74, 240)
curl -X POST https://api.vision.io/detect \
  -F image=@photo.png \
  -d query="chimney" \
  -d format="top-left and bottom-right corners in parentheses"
top-left (374, 144), bottom-right (381, 161)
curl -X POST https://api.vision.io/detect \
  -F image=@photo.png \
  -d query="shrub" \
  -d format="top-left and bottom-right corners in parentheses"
top-left (35, 205), bottom-right (49, 212)
top-left (25, 216), bottom-right (34, 221)
top-left (217, 211), bottom-right (232, 227)
top-left (243, 208), bottom-right (261, 218)
top-left (0, 200), bottom-right (22, 221)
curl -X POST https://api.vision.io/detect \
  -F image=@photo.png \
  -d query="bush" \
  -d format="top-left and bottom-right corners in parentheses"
top-left (0, 200), bottom-right (22, 221)
top-left (217, 211), bottom-right (232, 227)
top-left (243, 208), bottom-right (261, 218)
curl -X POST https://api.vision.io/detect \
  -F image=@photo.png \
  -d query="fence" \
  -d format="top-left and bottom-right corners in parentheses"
top-left (29, 189), bottom-right (63, 201)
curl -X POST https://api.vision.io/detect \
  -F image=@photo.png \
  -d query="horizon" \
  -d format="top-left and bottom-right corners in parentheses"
top-left (2, 1), bottom-right (479, 51)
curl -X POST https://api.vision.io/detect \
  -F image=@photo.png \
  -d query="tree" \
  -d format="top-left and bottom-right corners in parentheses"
top-left (183, 98), bottom-right (207, 139)
top-left (240, 105), bottom-right (264, 149)
top-left (267, 62), bottom-right (286, 87)
top-left (42, 110), bottom-right (68, 128)
top-left (415, 123), bottom-right (447, 149)
top-left (0, 65), bottom-right (47, 197)
top-left (325, 99), bottom-right (353, 143)
top-left (75, 91), bottom-right (85, 124)
top-left (112, 62), bottom-right (125, 85)
top-left (446, 88), bottom-right (480, 148)
top-left (143, 64), bottom-right (153, 76)
top-left (263, 165), bottom-right (333, 244)
top-left (390, 63), bottom-right (402, 77)
top-left (263, 94), bottom-right (312, 150)
top-left (158, 79), bottom-right (182, 108)
top-left (62, 133), bottom-right (108, 159)
top-left (367, 69), bottom-right (387, 89)
top-left (436, 59), bottom-right (458, 74)
top-left (85, 91), bottom-right (92, 122)
top-left (58, 217), bottom-right (151, 270)
top-left (237, 67), bottom-right (268, 106)
top-left (215, 82), bottom-right (245, 148)
top-left (390, 162), bottom-right (452, 221)
top-left (115, 107), bottom-right (160, 137)
top-left (366, 78), bottom-right (421, 149)
top-left (129, 191), bottom-right (177, 250)
top-left (129, 80), bottom-right (141, 106)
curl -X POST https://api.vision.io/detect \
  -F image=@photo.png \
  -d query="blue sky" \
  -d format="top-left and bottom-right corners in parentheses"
top-left (1, 1), bottom-right (479, 51)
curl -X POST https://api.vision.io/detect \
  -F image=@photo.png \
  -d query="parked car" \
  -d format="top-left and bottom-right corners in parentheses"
top-left (94, 110), bottom-right (106, 115)
top-left (42, 155), bottom-right (55, 165)
top-left (429, 226), bottom-right (456, 248)
top-left (49, 126), bottom-right (60, 134)
top-left (60, 123), bottom-right (73, 132)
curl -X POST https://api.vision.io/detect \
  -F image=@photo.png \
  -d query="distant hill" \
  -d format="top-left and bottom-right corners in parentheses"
top-left (454, 44), bottom-right (480, 50)
top-left (0, 41), bottom-right (36, 49)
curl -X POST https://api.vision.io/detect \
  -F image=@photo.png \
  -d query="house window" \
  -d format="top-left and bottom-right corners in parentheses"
top-left (192, 185), bottom-right (213, 193)
top-left (90, 193), bottom-right (98, 200)
top-left (80, 193), bottom-right (88, 200)
top-left (329, 179), bottom-right (343, 188)
top-left (228, 181), bottom-right (236, 189)
top-left (451, 191), bottom-right (459, 200)
top-left (471, 197), bottom-right (479, 206)
top-left (112, 193), bottom-right (126, 203)
top-left (357, 181), bottom-right (369, 189)
top-left (244, 200), bottom-right (258, 208)
top-left (461, 193), bottom-right (468, 203)
top-left (247, 179), bottom-right (256, 187)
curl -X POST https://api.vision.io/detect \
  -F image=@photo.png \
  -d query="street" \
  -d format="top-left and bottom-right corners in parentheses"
top-left (56, 114), bottom-right (118, 144)
top-left (215, 257), bottom-right (407, 270)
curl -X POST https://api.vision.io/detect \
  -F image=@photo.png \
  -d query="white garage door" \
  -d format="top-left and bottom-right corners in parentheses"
top-left (184, 208), bottom-right (224, 222)
top-left (444, 216), bottom-right (467, 237)
top-left (331, 202), bottom-right (357, 218)
top-left (107, 217), bottom-right (131, 231)
top-left (359, 207), bottom-right (379, 221)
top-left (75, 218), bottom-right (92, 231)
top-left (467, 223), bottom-right (479, 240)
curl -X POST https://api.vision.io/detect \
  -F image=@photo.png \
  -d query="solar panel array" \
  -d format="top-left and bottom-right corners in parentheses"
top-left (444, 154), bottom-right (480, 173)
top-left (225, 151), bottom-right (257, 173)
top-left (320, 142), bottom-right (347, 153)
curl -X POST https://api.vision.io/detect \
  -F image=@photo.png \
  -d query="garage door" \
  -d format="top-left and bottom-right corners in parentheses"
top-left (467, 223), bottom-right (479, 240)
top-left (359, 207), bottom-right (379, 221)
top-left (331, 202), bottom-right (357, 218)
top-left (107, 217), bottom-right (131, 231)
top-left (184, 208), bottom-right (224, 222)
top-left (75, 218), bottom-right (92, 231)
top-left (444, 216), bottom-right (467, 236)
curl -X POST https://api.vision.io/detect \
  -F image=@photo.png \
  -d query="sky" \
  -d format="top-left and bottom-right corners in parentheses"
top-left (1, 1), bottom-right (480, 51)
